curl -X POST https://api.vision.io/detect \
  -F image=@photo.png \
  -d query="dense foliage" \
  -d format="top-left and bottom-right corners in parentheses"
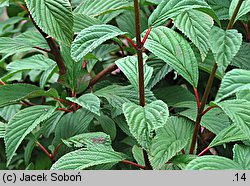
top-left (0, 0), bottom-right (250, 170)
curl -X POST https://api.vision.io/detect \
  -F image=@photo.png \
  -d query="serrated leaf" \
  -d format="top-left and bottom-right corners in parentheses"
top-left (4, 105), bottom-right (56, 166)
top-left (74, 0), bottom-right (132, 17)
top-left (232, 42), bottom-right (250, 70)
top-left (53, 109), bottom-right (95, 147)
top-left (60, 45), bottom-right (90, 93)
top-left (147, 56), bottom-right (172, 90)
top-left (148, 0), bottom-right (218, 27)
top-left (115, 55), bottom-right (153, 90)
top-left (25, 0), bottom-right (73, 45)
top-left (51, 148), bottom-right (125, 170)
top-left (6, 55), bottom-right (56, 72)
top-left (186, 155), bottom-right (242, 170)
top-left (215, 69), bottom-right (250, 102)
top-left (144, 26), bottom-right (199, 87)
top-left (150, 139), bottom-right (187, 170)
top-left (177, 101), bottom-right (231, 135)
top-left (95, 85), bottom-right (156, 117)
top-left (217, 99), bottom-right (250, 138)
top-left (233, 144), bottom-right (250, 170)
top-left (207, 0), bottom-right (231, 20)
top-left (67, 94), bottom-right (100, 116)
top-left (229, 0), bottom-right (250, 23)
top-left (173, 9), bottom-right (213, 58)
top-left (62, 132), bottom-right (112, 149)
top-left (116, 10), bottom-right (148, 38)
top-left (40, 111), bottom-right (64, 138)
top-left (149, 116), bottom-right (194, 169)
top-left (209, 26), bottom-right (242, 72)
top-left (0, 122), bottom-right (5, 138)
top-left (71, 24), bottom-right (126, 61)
top-left (0, 31), bottom-right (49, 57)
top-left (0, 84), bottom-right (58, 107)
top-left (153, 86), bottom-right (195, 107)
top-left (73, 13), bottom-right (103, 34)
top-left (132, 145), bottom-right (145, 166)
top-left (95, 113), bottom-right (117, 140)
top-left (123, 100), bottom-right (169, 149)
top-left (0, 104), bottom-right (21, 122)
top-left (155, 116), bottom-right (194, 154)
top-left (209, 124), bottom-right (249, 148)
top-left (171, 154), bottom-right (197, 170)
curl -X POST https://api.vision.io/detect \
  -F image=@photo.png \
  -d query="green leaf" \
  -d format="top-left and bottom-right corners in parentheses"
top-left (116, 10), bottom-right (148, 38)
top-left (71, 24), bottom-right (126, 61)
top-left (0, 0), bottom-right (9, 7)
top-left (51, 148), bottom-right (125, 170)
top-left (40, 111), bottom-right (64, 138)
top-left (61, 45), bottom-right (90, 93)
top-left (74, 0), bottom-right (132, 17)
top-left (113, 115), bottom-right (132, 136)
top-left (115, 55), bottom-right (153, 90)
top-left (62, 132), bottom-right (112, 149)
top-left (132, 145), bottom-right (145, 166)
top-left (146, 56), bottom-right (172, 90)
top-left (173, 9), bottom-right (213, 58)
top-left (209, 26), bottom-right (242, 72)
top-left (150, 139), bottom-right (187, 170)
top-left (0, 31), bottom-right (49, 57)
top-left (4, 105), bottom-right (56, 166)
top-left (73, 13), bottom-right (103, 34)
top-left (217, 99), bottom-right (250, 137)
top-left (209, 124), bottom-right (249, 148)
top-left (215, 69), bottom-right (250, 102)
top-left (206, 0), bottom-right (231, 20)
top-left (39, 64), bottom-right (57, 88)
top-left (144, 26), bottom-right (199, 87)
top-left (67, 94), bottom-right (100, 116)
top-left (123, 100), bottom-right (169, 149)
top-left (233, 144), bottom-right (250, 170)
top-left (0, 122), bottom-right (5, 138)
top-left (0, 104), bottom-right (21, 122)
top-left (171, 154), bottom-right (197, 170)
top-left (149, 116), bottom-right (194, 169)
top-left (229, 0), bottom-right (250, 23)
top-left (53, 109), bottom-right (95, 147)
top-left (6, 55), bottom-right (56, 72)
top-left (25, 0), bottom-right (73, 45)
top-left (232, 42), bottom-right (250, 70)
top-left (153, 86), bottom-right (195, 107)
top-left (5, 55), bottom-right (57, 83)
top-left (95, 113), bottom-right (117, 141)
top-left (178, 101), bottom-right (231, 135)
top-left (0, 84), bottom-right (58, 107)
top-left (95, 85), bottom-right (156, 117)
top-left (148, 0), bottom-right (218, 27)
top-left (186, 155), bottom-right (242, 170)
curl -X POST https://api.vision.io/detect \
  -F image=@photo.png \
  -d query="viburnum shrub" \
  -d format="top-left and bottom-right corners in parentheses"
top-left (0, 0), bottom-right (250, 170)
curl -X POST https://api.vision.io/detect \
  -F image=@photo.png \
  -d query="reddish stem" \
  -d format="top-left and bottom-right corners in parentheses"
top-left (33, 46), bottom-right (51, 53)
top-left (122, 35), bottom-right (138, 50)
top-left (142, 27), bottom-right (152, 46)
top-left (198, 146), bottom-right (211, 156)
top-left (58, 108), bottom-right (72, 113)
top-left (194, 88), bottom-right (201, 110)
top-left (36, 141), bottom-right (52, 159)
top-left (0, 79), bottom-right (6, 85)
top-left (181, 148), bottom-right (186, 155)
top-left (242, 21), bottom-right (250, 42)
top-left (82, 60), bottom-right (87, 69)
top-left (121, 160), bottom-right (146, 169)
top-left (53, 97), bottom-right (71, 105)
top-left (202, 106), bottom-right (218, 116)
top-left (51, 143), bottom-right (62, 161)
top-left (166, 19), bottom-right (173, 27)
